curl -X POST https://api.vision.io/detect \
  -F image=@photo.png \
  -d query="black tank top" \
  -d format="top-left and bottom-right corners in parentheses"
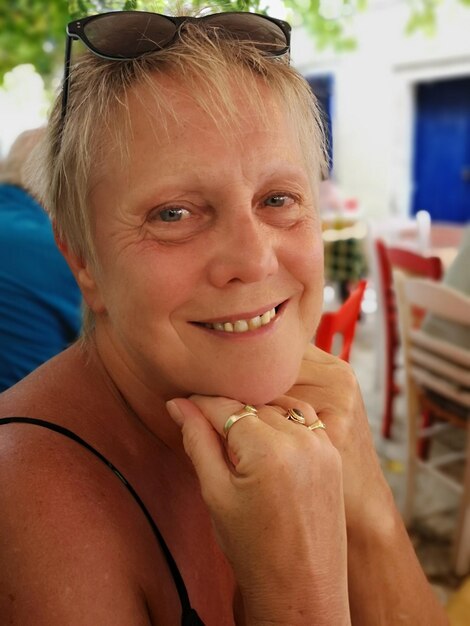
top-left (0, 417), bottom-right (205, 626)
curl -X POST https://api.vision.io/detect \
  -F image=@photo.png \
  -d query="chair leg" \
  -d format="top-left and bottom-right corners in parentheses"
top-left (381, 356), bottom-right (395, 439)
top-left (453, 504), bottom-right (470, 576)
top-left (417, 409), bottom-right (432, 460)
top-left (382, 390), bottom-right (393, 439)
top-left (452, 428), bottom-right (470, 576)
top-left (402, 377), bottom-right (420, 526)
top-left (402, 457), bottom-right (417, 527)
top-left (382, 321), bottom-right (400, 439)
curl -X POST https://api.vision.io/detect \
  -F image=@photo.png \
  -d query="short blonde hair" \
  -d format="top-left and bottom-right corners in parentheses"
top-left (30, 23), bottom-right (328, 335)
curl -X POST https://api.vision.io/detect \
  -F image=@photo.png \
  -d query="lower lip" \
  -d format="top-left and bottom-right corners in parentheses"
top-left (194, 302), bottom-right (287, 340)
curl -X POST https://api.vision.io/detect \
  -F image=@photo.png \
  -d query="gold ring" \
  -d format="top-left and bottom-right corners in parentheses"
top-left (285, 408), bottom-right (306, 425)
top-left (307, 419), bottom-right (326, 432)
top-left (223, 405), bottom-right (258, 438)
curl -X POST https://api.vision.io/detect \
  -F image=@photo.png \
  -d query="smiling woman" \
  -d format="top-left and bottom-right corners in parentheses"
top-left (75, 69), bottom-right (324, 405)
top-left (0, 10), bottom-right (449, 626)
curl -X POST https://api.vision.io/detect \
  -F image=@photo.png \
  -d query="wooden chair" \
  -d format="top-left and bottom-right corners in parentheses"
top-left (395, 275), bottom-right (470, 575)
top-left (375, 239), bottom-right (443, 439)
top-left (366, 215), bottom-right (432, 396)
top-left (315, 279), bottom-right (367, 362)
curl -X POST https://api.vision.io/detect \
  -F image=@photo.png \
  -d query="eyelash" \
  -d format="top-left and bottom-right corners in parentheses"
top-left (147, 191), bottom-right (302, 227)
top-left (264, 193), bottom-right (294, 207)
top-left (148, 206), bottom-right (191, 223)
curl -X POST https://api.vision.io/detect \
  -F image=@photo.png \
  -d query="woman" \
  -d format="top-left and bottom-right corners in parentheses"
top-left (0, 11), bottom-right (448, 625)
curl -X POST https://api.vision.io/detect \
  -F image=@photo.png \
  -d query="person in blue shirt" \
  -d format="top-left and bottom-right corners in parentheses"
top-left (0, 129), bottom-right (81, 391)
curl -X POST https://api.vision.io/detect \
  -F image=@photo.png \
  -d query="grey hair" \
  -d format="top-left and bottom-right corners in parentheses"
top-left (28, 23), bottom-right (328, 336)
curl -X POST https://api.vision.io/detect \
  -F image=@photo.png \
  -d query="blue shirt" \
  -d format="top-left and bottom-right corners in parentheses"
top-left (0, 184), bottom-right (82, 391)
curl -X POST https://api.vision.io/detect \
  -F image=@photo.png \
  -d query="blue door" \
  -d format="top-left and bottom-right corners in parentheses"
top-left (412, 77), bottom-right (470, 224)
top-left (305, 74), bottom-right (334, 171)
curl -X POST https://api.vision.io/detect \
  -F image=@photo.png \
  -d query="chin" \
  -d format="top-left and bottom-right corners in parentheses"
top-left (190, 362), bottom-right (300, 406)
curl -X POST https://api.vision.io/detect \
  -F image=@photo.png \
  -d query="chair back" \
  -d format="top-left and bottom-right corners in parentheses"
top-left (387, 246), bottom-right (443, 280)
top-left (375, 239), bottom-right (443, 324)
top-left (394, 274), bottom-right (470, 575)
top-left (398, 277), bottom-right (470, 416)
top-left (315, 279), bottom-right (367, 362)
top-left (374, 239), bottom-right (444, 437)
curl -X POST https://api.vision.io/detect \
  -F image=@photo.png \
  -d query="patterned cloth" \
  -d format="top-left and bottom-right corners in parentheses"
top-left (324, 236), bottom-right (367, 282)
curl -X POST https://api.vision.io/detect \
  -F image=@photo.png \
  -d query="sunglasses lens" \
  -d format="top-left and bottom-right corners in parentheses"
top-left (84, 13), bottom-right (177, 58)
top-left (81, 12), bottom-right (288, 59)
top-left (205, 13), bottom-right (288, 54)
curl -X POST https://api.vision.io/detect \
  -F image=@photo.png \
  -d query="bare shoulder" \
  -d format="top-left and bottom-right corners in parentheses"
top-left (0, 420), bottom-right (181, 626)
top-left (0, 346), bottom-right (94, 420)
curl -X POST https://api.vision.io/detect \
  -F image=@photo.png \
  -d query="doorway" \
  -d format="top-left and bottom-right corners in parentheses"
top-left (412, 76), bottom-right (470, 224)
top-left (305, 74), bottom-right (334, 170)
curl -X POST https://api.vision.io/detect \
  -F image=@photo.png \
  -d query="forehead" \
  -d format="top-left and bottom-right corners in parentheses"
top-left (101, 71), bottom-right (306, 182)
top-left (92, 70), bottom-right (308, 195)
top-left (136, 71), bottom-right (289, 141)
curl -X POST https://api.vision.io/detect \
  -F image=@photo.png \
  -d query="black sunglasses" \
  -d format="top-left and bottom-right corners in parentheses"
top-left (61, 10), bottom-right (291, 122)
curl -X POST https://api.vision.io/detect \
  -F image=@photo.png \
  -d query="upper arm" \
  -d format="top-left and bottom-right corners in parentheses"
top-left (0, 427), bottom-right (173, 626)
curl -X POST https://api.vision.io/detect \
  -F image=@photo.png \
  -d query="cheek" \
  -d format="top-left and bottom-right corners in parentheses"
top-left (295, 233), bottom-right (324, 329)
top-left (294, 227), bottom-right (324, 289)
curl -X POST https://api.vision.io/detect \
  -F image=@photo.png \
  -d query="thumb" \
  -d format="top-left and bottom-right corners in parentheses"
top-left (166, 398), bottom-right (230, 499)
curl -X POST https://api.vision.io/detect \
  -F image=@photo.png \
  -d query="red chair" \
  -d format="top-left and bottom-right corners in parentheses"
top-left (387, 247), bottom-right (443, 281)
top-left (375, 239), bottom-right (443, 439)
top-left (315, 279), bottom-right (367, 362)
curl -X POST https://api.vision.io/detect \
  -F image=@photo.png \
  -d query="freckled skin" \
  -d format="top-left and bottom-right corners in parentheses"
top-left (82, 74), bottom-right (324, 412)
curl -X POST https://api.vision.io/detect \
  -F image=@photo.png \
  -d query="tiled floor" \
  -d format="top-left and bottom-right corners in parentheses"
top-left (343, 294), bottom-right (468, 607)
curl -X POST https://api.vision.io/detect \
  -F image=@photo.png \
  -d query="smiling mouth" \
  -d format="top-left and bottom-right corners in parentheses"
top-left (196, 305), bottom-right (280, 334)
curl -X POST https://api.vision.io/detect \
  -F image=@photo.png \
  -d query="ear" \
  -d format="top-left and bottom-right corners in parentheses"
top-left (54, 226), bottom-right (106, 314)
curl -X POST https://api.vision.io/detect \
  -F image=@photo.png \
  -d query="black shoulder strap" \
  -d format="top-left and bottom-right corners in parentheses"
top-left (0, 417), bottom-right (204, 625)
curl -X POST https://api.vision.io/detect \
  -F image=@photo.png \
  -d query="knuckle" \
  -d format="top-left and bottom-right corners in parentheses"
top-left (336, 358), bottom-right (357, 385)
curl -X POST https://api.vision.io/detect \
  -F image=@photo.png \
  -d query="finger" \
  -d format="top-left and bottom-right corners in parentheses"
top-left (188, 396), bottom-right (284, 472)
top-left (188, 395), bottom-right (299, 440)
top-left (166, 398), bottom-right (231, 497)
top-left (270, 395), bottom-right (330, 438)
top-left (188, 395), bottom-right (261, 439)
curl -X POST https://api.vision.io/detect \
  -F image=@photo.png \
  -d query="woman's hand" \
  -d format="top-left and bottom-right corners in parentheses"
top-left (278, 343), bottom-right (394, 532)
top-left (167, 395), bottom-right (351, 626)
top-left (282, 345), bottom-right (450, 626)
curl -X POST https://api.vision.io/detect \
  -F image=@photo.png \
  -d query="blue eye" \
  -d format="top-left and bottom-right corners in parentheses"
top-left (265, 195), bottom-right (288, 207)
top-left (157, 208), bottom-right (188, 222)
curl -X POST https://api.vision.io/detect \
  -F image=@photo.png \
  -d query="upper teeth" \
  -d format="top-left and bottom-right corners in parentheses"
top-left (205, 307), bottom-right (276, 333)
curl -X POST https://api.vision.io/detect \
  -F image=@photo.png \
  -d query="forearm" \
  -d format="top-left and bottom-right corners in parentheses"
top-left (233, 549), bottom-right (351, 626)
top-left (238, 585), bottom-right (351, 626)
top-left (347, 491), bottom-right (449, 626)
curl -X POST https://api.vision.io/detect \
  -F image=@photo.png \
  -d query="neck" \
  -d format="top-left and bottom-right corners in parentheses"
top-left (86, 331), bottom-right (191, 464)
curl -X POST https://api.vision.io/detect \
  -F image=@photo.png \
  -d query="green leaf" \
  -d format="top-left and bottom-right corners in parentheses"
top-left (0, 0), bottom-right (469, 88)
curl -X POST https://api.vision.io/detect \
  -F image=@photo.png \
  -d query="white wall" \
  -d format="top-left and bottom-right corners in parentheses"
top-left (291, 0), bottom-right (470, 219)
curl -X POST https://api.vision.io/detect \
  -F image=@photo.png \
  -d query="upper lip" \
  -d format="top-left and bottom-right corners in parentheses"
top-left (193, 300), bottom-right (286, 325)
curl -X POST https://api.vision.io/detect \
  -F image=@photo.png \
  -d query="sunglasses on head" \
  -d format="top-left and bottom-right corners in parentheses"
top-left (61, 10), bottom-right (291, 122)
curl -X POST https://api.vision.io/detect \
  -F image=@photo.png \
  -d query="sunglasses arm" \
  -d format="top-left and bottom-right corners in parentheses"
top-left (61, 35), bottom-right (73, 123)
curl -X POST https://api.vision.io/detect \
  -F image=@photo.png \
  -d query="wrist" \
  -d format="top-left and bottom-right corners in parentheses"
top-left (243, 605), bottom-right (351, 626)
top-left (238, 575), bottom-right (351, 626)
top-left (346, 476), bottom-right (399, 543)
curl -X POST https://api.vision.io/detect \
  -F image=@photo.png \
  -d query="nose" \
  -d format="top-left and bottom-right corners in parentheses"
top-left (207, 214), bottom-right (279, 288)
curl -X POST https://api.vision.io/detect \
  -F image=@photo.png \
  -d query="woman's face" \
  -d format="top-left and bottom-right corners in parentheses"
top-left (86, 74), bottom-right (324, 405)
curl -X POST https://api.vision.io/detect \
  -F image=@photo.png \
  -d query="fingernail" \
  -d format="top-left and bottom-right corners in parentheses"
top-left (166, 400), bottom-right (185, 427)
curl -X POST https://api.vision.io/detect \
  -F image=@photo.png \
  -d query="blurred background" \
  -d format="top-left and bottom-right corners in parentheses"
top-left (1, 0), bottom-right (469, 228)
top-left (1, 0), bottom-right (470, 622)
